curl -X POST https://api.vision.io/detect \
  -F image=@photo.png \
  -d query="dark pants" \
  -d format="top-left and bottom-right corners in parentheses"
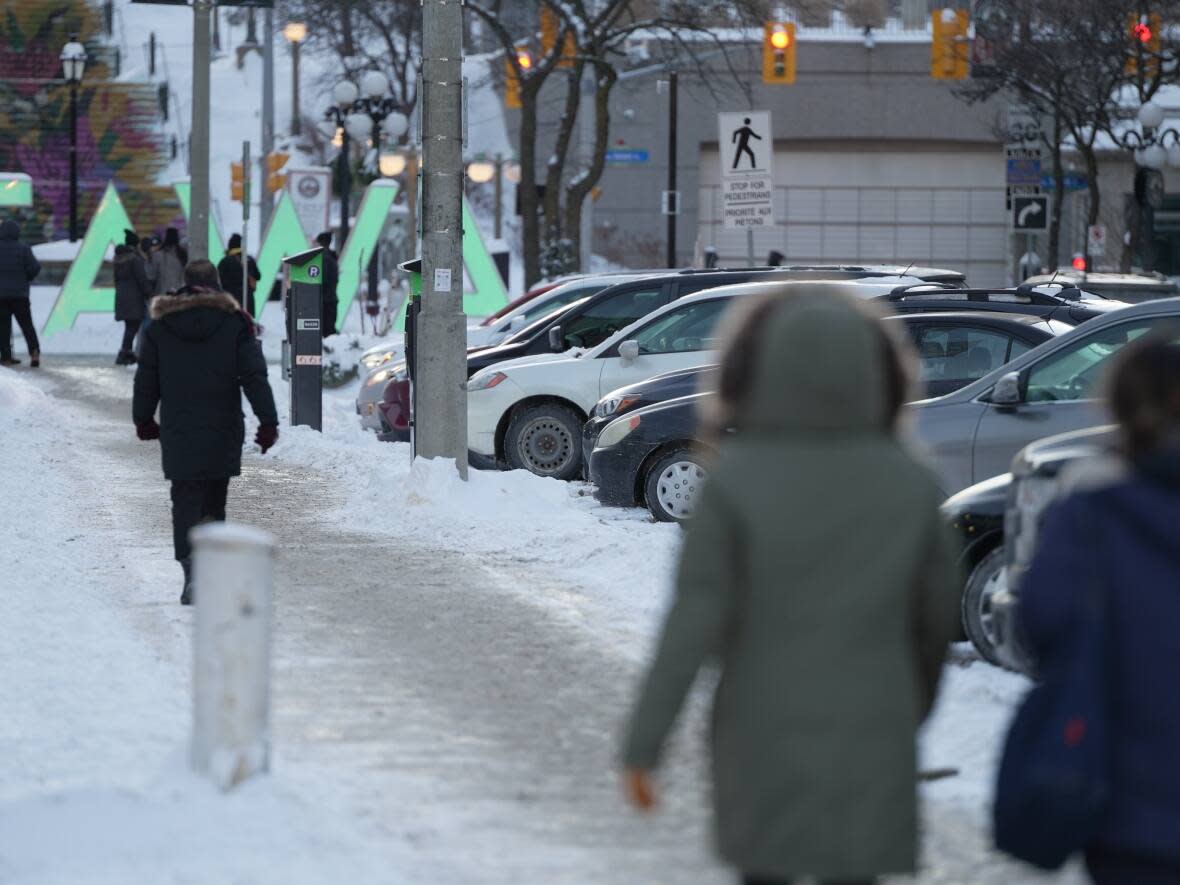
top-left (0, 298), bottom-right (39, 359)
top-left (744, 878), bottom-right (875, 885)
top-left (1086, 847), bottom-right (1180, 885)
top-left (170, 478), bottom-right (230, 561)
top-left (120, 319), bottom-right (141, 354)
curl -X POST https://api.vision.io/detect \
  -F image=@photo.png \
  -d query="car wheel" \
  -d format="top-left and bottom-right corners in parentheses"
top-left (505, 403), bottom-right (583, 480)
top-left (643, 447), bottom-right (707, 523)
top-left (962, 546), bottom-right (1007, 666)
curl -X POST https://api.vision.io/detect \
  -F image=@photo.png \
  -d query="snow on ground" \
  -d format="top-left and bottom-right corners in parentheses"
top-left (0, 351), bottom-right (1051, 881)
top-left (0, 368), bottom-right (407, 885)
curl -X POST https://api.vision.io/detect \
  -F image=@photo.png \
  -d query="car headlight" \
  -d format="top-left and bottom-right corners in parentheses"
top-left (468, 371), bottom-right (508, 391)
top-left (597, 394), bottom-right (640, 418)
top-left (361, 349), bottom-right (397, 369)
top-left (366, 367), bottom-right (394, 387)
top-left (596, 414), bottom-right (641, 449)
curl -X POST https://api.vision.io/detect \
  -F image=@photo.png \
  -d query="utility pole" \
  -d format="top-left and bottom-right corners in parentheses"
top-left (260, 7), bottom-right (275, 236)
top-left (415, 0), bottom-right (467, 477)
top-left (665, 71), bottom-right (678, 268)
top-left (190, 0), bottom-right (212, 260)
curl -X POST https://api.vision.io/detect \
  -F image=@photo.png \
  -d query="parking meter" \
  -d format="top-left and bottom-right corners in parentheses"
top-left (281, 247), bottom-right (324, 431)
top-left (397, 257), bottom-right (424, 454)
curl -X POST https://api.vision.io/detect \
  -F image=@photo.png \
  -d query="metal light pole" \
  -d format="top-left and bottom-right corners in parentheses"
top-left (190, 0), bottom-right (212, 260)
top-left (494, 154), bottom-right (504, 240)
top-left (60, 38), bottom-right (86, 243)
top-left (1116, 99), bottom-right (1179, 274)
top-left (260, 8), bottom-right (274, 235)
top-left (283, 22), bottom-right (307, 137)
top-left (416, 0), bottom-right (467, 475)
top-left (665, 71), bottom-right (678, 268)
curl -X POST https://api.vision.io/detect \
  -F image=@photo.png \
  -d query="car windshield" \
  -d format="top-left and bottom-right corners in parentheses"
top-left (518, 282), bottom-right (605, 323)
top-left (501, 297), bottom-right (591, 345)
top-left (633, 299), bottom-right (729, 355)
top-left (1025, 318), bottom-right (1177, 402)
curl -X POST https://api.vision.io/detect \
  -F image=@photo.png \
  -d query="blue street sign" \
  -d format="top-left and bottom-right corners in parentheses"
top-left (1040, 173), bottom-right (1088, 192)
top-left (606, 149), bottom-right (649, 164)
top-left (1006, 156), bottom-right (1042, 186)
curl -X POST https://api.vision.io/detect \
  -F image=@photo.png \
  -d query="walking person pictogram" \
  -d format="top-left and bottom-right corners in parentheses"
top-left (731, 118), bottom-right (762, 170)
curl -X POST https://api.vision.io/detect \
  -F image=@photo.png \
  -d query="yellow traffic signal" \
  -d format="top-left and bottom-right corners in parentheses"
top-left (1127, 14), bottom-right (1162, 76)
top-left (540, 6), bottom-right (575, 68)
top-left (931, 9), bottom-right (970, 80)
top-left (230, 161), bottom-right (244, 202)
top-left (505, 48), bottom-right (532, 109)
top-left (762, 22), bottom-right (796, 84)
top-left (265, 152), bottom-right (289, 194)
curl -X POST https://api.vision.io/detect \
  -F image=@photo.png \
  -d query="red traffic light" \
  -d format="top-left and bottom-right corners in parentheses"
top-left (1072, 254), bottom-right (1087, 271)
top-left (1133, 21), bottom-right (1153, 43)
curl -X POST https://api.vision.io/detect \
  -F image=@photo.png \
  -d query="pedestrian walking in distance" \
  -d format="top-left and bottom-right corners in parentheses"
top-left (150, 226), bottom-right (187, 295)
top-left (620, 291), bottom-right (960, 885)
top-left (1011, 332), bottom-right (1180, 884)
top-left (0, 218), bottom-right (42, 367)
top-left (315, 231), bottom-right (340, 337)
top-left (217, 232), bottom-right (262, 316)
top-left (113, 229), bottom-right (152, 365)
top-left (132, 259), bottom-right (278, 605)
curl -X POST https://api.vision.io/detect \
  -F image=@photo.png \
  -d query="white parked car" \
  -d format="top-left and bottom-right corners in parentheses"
top-left (467, 278), bottom-right (906, 478)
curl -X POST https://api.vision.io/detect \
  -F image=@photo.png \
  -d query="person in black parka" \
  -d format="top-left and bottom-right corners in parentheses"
top-left (315, 231), bottom-right (340, 337)
top-left (113, 230), bottom-right (153, 365)
top-left (0, 218), bottom-right (42, 367)
top-left (217, 232), bottom-right (262, 316)
top-left (132, 259), bottom-right (279, 605)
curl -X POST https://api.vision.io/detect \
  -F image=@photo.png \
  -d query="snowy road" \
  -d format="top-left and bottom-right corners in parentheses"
top-left (1, 357), bottom-right (1081, 884)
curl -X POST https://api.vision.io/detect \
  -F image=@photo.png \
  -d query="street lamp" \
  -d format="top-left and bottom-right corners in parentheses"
top-left (60, 36), bottom-right (87, 242)
top-left (379, 152), bottom-right (407, 177)
top-left (283, 22), bottom-right (307, 136)
top-left (323, 74), bottom-right (409, 246)
top-left (465, 159), bottom-right (496, 183)
top-left (1116, 99), bottom-right (1180, 271)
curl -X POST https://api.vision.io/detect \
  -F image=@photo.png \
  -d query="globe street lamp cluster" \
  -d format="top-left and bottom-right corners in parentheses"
top-left (1120, 100), bottom-right (1180, 170)
top-left (319, 72), bottom-right (409, 244)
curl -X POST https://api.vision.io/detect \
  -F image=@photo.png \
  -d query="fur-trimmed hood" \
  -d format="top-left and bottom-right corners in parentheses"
top-left (149, 289), bottom-right (250, 342)
top-left (149, 289), bottom-right (239, 319)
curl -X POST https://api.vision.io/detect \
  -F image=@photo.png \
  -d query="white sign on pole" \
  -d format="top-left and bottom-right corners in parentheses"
top-left (285, 167), bottom-right (332, 238)
top-left (1087, 224), bottom-right (1107, 257)
top-left (718, 110), bottom-right (774, 229)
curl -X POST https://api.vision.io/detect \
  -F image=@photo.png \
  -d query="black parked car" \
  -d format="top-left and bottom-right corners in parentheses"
top-left (590, 393), bottom-right (711, 522)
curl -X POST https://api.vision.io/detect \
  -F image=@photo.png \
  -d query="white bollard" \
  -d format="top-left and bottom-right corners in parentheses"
top-left (190, 521), bottom-right (276, 790)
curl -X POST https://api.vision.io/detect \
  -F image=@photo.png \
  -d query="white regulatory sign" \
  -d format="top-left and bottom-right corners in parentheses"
top-left (718, 110), bottom-right (774, 229)
top-left (1087, 224), bottom-right (1107, 257)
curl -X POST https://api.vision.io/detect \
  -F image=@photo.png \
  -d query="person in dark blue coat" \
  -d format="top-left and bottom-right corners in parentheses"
top-left (1019, 331), bottom-right (1180, 885)
top-left (0, 218), bottom-right (42, 366)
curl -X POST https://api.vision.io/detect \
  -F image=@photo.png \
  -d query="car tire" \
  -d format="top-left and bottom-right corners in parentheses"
top-left (505, 403), bottom-right (583, 480)
top-left (961, 546), bottom-right (1007, 667)
top-left (643, 446), bottom-right (708, 523)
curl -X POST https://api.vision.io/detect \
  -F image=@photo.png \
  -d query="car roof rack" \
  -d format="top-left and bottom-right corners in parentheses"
top-left (888, 284), bottom-right (1084, 305)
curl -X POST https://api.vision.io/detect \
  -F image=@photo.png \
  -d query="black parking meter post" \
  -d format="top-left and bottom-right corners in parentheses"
top-left (282, 247), bottom-right (324, 431)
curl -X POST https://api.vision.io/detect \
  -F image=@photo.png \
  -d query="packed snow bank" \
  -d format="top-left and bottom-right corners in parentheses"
top-left (0, 368), bottom-right (405, 884)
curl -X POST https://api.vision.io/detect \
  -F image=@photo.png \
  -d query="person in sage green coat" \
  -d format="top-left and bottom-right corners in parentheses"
top-left (621, 290), bottom-right (961, 885)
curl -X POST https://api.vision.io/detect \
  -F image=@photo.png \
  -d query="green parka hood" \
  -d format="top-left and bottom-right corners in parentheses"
top-left (740, 290), bottom-right (898, 436)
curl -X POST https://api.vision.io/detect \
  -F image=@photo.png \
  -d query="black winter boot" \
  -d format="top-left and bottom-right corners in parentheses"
top-left (180, 557), bottom-right (194, 606)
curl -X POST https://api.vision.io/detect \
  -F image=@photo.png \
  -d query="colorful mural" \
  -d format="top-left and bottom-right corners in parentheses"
top-left (0, 0), bottom-right (180, 243)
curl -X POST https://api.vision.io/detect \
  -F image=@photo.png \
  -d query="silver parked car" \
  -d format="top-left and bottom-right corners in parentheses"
top-left (910, 297), bottom-right (1180, 498)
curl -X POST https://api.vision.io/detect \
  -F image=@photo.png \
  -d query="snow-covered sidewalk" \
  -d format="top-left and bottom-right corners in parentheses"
top-left (0, 360), bottom-right (1078, 883)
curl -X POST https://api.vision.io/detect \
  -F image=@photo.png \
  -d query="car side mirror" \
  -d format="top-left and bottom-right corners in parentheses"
top-left (618, 340), bottom-right (640, 362)
top-left (510, 314), bottom-right (527, 330)
top-left (548, 326), bottom-right (564, 352)
top-left (991, 371), bottom-right (1024, 405)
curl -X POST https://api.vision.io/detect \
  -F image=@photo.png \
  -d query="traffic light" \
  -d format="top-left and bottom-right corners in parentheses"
top-left (540, 6), bottom-right (576, 68)
top-left (762, 22), bottom-right (796, 84)
top-left (1127, 14), bottom-right (1162, 76)
top-left (504, 48), bottom-right (532, 109)
top-left (230, 161), bottom-right (245, 202)
top-left (266, 151), bottom-right (289, 194)
top-left (931, 9), bottom-right (970, 80)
